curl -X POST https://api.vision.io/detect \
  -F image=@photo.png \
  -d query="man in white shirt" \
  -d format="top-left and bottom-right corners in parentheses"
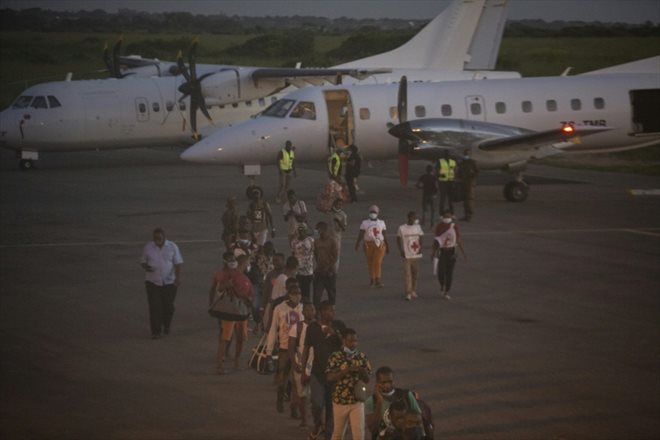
top-left (140, 227), bottom-right (183, 339)
top-left (396, 212), bottom-right (424, 301)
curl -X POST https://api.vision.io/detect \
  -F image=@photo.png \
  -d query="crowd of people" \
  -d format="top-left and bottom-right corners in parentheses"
top-left (138, 140), bottom-right (480, 439)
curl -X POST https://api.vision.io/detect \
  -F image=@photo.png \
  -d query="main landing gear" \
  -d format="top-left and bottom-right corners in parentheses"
top-left (503, 179), bottom-right (529, 202)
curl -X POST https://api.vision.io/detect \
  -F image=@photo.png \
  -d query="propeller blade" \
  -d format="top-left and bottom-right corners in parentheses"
top-left (176, 50), bottom-right (190, 82)
top-left (112, 37), bottom-right (123, 78)
top-left (397, 75), bottom-right (407, 124)
top-left (187, 37), bottom-right (199, 83)
top-left (103, 43), bottom-right (113, 75)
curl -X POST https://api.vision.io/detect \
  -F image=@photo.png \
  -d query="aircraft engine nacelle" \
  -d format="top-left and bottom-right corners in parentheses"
top-left (200, 70), bottom-right (242, 106)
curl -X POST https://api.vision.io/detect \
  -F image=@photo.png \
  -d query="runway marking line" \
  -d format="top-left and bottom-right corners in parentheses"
top-left (1, 228), bottom-right (659, 249)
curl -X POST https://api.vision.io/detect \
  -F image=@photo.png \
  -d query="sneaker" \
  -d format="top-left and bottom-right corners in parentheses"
top-left (405, 294), bottom-right (412, 301)
top-left (444, 293), bottom-right (452, 300)
top-left (411, 291), bottom-right (418, 299)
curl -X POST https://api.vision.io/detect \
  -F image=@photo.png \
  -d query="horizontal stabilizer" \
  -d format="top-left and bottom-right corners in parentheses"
top-left (581, 56), bottom-right (660, 75)
top-left (478, 126), bottom-right (612, 151)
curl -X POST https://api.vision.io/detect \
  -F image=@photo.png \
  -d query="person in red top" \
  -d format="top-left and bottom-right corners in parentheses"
top-left (210, 252), bottom-right (254, 374)
top-left (432, 210), bottom-right (466, 300)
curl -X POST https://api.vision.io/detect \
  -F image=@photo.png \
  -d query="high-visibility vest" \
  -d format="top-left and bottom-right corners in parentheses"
top-left (328, 152), bottom-right (341, 176)
top-left (437, 158), bottom-right (456, 181)
top-left (279, 148), bottom-right (295, 171)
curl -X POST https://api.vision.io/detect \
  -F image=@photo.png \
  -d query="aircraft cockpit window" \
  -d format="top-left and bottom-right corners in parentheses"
top-left (47, 96), bottom-right (62, 108)
top-left (31, 96), bottom-right (48, 109)
top-left (289, 101), bottom-right (316, 120)
top-left (262, 99), bottom-right (295, 118)
top-left (12, 95), bottom-right (33, 109)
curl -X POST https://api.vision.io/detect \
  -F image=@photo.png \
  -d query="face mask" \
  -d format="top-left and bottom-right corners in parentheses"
top-left (403, 427), bottom-right (424, 440)
top-left (381, 388), bottom-right (396, 397)
top-left (343, 346), bottom-right (357, 357)
top-left (369, 213), bottom-right (378, 220)
top-left (238, 239), bottom-right (251, 247)
top-left (246, 264), bottom-right (252, 273)
top-left (227, 261), bottom-right (238, 269)
top-left (413, 219), bottom-right (420, 225)
top-left (464, 155), bottom-right (470, 160)
top-left (442, 217), bottom-right (452, 224)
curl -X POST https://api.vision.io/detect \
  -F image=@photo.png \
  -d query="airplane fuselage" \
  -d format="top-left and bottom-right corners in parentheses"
top-left (180, 73), bottom-right (660, 171)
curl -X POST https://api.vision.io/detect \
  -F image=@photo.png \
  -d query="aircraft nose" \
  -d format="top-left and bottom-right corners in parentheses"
top-left (180, 138), bottom-right (217, 163)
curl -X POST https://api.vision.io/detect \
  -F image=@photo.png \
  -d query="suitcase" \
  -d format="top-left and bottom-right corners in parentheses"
top-left (248, 333), bottom-right (274, 374)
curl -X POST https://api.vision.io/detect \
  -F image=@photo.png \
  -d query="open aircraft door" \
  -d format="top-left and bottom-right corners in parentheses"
top-left (323, 89), bottom-right (354, 152)
top-left (630, 89), bottom-right (660, 135)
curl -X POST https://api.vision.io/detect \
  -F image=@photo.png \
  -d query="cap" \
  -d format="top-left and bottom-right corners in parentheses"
top-left (369, 205), bottom-right (379, 214)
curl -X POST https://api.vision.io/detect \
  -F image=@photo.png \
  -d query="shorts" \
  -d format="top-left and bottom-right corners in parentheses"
top-left (220, 319), bottom-right (248, 342)
top-left (292, 368), bottom-right (311, 399)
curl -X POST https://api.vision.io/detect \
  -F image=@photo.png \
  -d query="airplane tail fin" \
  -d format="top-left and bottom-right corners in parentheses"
top-left (580, 56), bottom-right (660, 75)
top-left (337, 0), bottom-right (509, 71)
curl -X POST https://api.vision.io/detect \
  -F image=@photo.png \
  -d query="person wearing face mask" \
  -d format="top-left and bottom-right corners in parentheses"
top-left (329, 198), bottom-right (348, 272)
top-left (396, 211), bottom-right (424, 301)
top-left (366, 366), bottom-right (422, 440)
top-left (141, 227), bottom-right (183, 340)
top-left (355, 205), bottom-right (389, 288)
top-left (457, 149), bottom-right (479, 222)
top-left (432, 210), bottom-right (467, 299)
top-left (209, 252), bottom-right (254, 374)
top-left (325, 328), bottom-right (372, 440)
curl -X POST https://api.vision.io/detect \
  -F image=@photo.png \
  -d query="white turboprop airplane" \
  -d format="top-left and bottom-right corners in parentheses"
top-left (0, 0), bottom-right (519, 169)
top-left (179, 57), bottom-right (660, 202)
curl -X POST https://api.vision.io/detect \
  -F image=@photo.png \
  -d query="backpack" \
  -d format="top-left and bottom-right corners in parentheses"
top-left (400, 389), bottom-right (435, 440)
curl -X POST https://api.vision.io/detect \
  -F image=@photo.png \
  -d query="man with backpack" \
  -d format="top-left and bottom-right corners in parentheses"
top-left (365, 366), bottom-right (433, 440)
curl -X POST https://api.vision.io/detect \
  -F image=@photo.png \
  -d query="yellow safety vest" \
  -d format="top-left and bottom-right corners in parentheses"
top-left (328, 152), bottom-right (341, 176)
top-left (437, 158), bottom-right (456, 181)
top-left (279, 148), bottom-right (295, 171)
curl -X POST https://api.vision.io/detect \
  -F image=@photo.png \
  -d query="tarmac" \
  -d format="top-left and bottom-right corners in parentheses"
top-left (1, 147), bottom-right (659, 440)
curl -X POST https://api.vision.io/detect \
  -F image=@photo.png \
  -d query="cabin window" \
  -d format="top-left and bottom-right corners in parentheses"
top-left (166, 101), bottom-right (174, 112)
top-left (290, 101), bottom-right (316, 120)
top-left (441, 104), bottom-right (452, 117)
top-left (138, 103), bottom-right (147, 113)
top-left (594, 97), bottom-right (605, 109)
top-left (31, 96), bottom-right (48, 109)
top-left (47, 96), bottom-right (62, 108)
top-left (546, 100), bottom-right (557, 112)
top-left (470, 103), bottom-right (482, 115)
top-left (262, 98), bottom-right (295, 118)
top-left (359, 108), bottom-right (370, 120)
top-left (258, 98), bottom-right (266, 107)
top-left (246, 100), bottom-right (252, 107)
top-left (571, 99), bottom-right (582, 111)
top-left (232, 103), bottom-right (238, 108)
top-left (414, 105), bottom-right (426, 118)
top-left (495, 102), bottom-right (506, 114)
top-left (389, 106), bottom-right (398, 120)
top-left (12, 95), bottom-right (33, 109)
top-left (179, 101), bottom-right (186, 111)
top-left (152, 102), bottom-right (160, 112)
top-left (521, 101), bottom-right (533, 113)
top-left (271, 97), bottom-right (278, 104)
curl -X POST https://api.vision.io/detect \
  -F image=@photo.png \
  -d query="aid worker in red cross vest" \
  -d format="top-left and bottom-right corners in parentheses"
top-left (396, 211), bottom-right (424, 301)
top-left (432, 210), bottom-right (466, 300)
top-left (355, 205), bottom-right (389, 288)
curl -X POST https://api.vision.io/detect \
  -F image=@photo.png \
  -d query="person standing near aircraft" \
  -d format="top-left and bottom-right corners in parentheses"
top-left (247, 187), bottom-right (274, 246)
top-left (291, 224), bottom-right (315, 301)
top-left (416, 165), bottom-right (438, 227)
top-left (283, 190), bottom-right (308, 245)
top-left (344, 145), bottom-right (361, 203)
top-left (140, 227), bottom-right (183, 339)
top-left (396, 212), bottom-right (424, 301)
top-left (355, 205), bottom-right (389, 288)
top-left (458, 150), bottom-right (479, 221)
top-left (221, 196), bottom-right (239, 249)
top-left (432, 211), bottom-right (466, 299)
top-left (329, 198), bottom-right (348, 272)
top-left (313, 221), bottom-right (338, 312)
top-left (436, 150), bottom-right (457, 214)
top-left (328, 148), bottom-right (343, 180)
top-left (276, 140), bottom-right (296, 203)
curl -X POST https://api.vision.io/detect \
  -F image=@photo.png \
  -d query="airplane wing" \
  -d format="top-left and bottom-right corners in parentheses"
top-left (251, 67), bottom-right (392, 86)
top-left (477, 126), bottom-right (613, 151)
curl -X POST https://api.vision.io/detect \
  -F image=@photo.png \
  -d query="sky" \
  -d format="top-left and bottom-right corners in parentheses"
top-left (1, 0), bottom-right (659, 23)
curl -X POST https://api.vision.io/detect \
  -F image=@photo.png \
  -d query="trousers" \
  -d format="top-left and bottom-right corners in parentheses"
top-left (331, 401), bottom-right (365, 440)
top-left (363, 241), bottom-right (386, 280)
top-left (403, 258), bottom-right (421, 295)
top-left (145, 281), bottom-right (177, 336)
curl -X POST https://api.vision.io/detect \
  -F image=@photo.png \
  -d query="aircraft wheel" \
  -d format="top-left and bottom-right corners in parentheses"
top-left (504, 181), bottom-right (528, 202)
top-left (19, 159), bottom-right (34, 170)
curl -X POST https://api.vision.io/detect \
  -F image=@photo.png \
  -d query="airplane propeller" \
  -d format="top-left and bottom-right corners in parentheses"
top-left (396, 76), bottom-right (410, 186)
top-left (176, 37), bottom-right (214, 141)
top-left (103, 37), bottom-right (132, 79)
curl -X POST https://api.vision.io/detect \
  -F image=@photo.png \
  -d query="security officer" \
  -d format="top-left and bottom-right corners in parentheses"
top-left (436, 150), bottom-right (456, 214)
top-left (276, 140), bottom-right (296, 203)
top-left (328, 148), bottom-right (342, 180)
